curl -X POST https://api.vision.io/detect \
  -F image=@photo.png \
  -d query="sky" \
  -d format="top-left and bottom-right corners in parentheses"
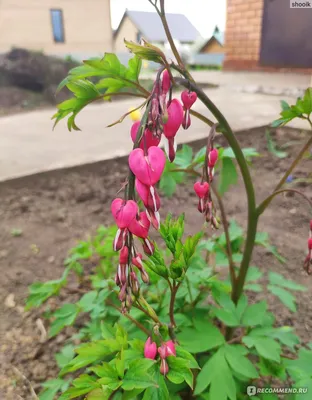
top-left (110, 0), bottom-right (226, 38)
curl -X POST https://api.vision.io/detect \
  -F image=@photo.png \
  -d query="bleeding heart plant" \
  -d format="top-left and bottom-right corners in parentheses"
top-left (29, 1), bottom-right (312, 399)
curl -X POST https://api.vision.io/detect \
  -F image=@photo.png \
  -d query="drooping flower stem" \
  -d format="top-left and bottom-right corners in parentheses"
top-left (257, 133), bottom-right (312, 216)
top-left (174, 73), bottom-right (258, 306)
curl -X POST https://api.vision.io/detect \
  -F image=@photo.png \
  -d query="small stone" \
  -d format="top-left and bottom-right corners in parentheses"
top-left (4, 293), bottom-right (16, 308)
top-left (0, 249), bottom-right (8, 258)
top-left (289, 208), bottom-right (297, 214)
top-left (47, 256), bottom-right (55, 263)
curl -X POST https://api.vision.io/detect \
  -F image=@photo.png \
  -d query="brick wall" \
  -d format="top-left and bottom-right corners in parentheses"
top-left (224, 0), bottom-right (312, 73)
top-left (224, 0), bottom-right (264, 70)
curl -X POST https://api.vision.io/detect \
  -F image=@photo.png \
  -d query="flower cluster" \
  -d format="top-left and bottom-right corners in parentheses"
top-left (304, 220), bottom-right (312, 274)
top-left (111, 69), bottom-right (198, 309)
top-left (144, 337), bottom-right (176, 375)
top-left (193, 127), bottom-right (219, 228)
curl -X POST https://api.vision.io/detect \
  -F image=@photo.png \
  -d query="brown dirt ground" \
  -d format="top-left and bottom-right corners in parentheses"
top-left (0, 126), bottom-right (312, 399)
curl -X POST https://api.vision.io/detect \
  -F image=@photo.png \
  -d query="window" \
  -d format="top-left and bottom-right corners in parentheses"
top-left (50, 9), bottom-right (65, 43)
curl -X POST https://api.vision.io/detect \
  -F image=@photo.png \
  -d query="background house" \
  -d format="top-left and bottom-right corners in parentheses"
top-left (224, 0), bottom-right (312, 72)
top-left (0, 0), bottom-right (113, 58)
top-left (114, 10), bottom-right (201, 60)
top-left (190, 26), bottom-right (224, 68)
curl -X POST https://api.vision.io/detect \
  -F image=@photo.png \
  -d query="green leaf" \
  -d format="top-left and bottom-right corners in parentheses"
top-left (265, 130), bottom-right (288, 158)
top-left (174, 145), bottom-right (193, 168)
top-left (126, 55), bottom-right (142, 81)
top-left (268, 285), bottom-right (297, 312)
top-left (255, 232), bottom-right (286, 263)
top-left (124, 40), bottom-right (165, 64)
top-left (218, 157), bottom-right (238, 195)
top-left (167, 356), bottom-right (194, 388)
top-left (122, 359), bottom-right (156, 390)
top-left (55, 345), bottom-right (76, 369)
top-left (177, 319), bottom-right (225, 353)
top-left (241, 301), bottom-right (267, 326)
top-left (243, 336), bottom-right (281, 362)
top-left (26, 274), bottom-right (68, 309)
top-left (176, 346), bottom-right (200, 369)
top-left (224, 344), bottom-right (259, 379)
top-left (285, 348), bottom-right (312, 380)
top-left (281, 100), bottom-right (290, 111)
top-left (40, 378), bottom-right (70, 400)
top-left (246, 266), bottom-right (263, 282)
top-left (194, 347), bottom-right (236, 399)
top-left (268, 272), bottom-right (306, 291)
top-left (78, 291), bottom-right (98, 312)
top-left (301, 88), bottom-right (312, 115)
top-left (90, 362), bottom-right (119, 387)
top-left (59, 375), bottom-right (100, 400)
top-left (160, 160), bottom-right (185, 197)
top-left (86, 388), bottom-right (114, 400)
top-left (49, 304), bottom-right (80, 337)
top-left (142, 369), bottom-right (169, 400)
top-left (60, 339), bottom-right (120, 375)
top-left (258, 357), bottom-right (287, 380)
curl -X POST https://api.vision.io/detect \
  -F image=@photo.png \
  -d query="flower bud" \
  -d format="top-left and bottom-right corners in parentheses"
top-left (160, 359), bottom-right (169, 375)
top-left (119, 246), bottom-right (129, 264)
top-left (143, 238), bottom-right (155, 255)
top-left (182, 110), bottom-right (191, 130)
top-left (158, 345), bottom-right (167, 359)
top-left (165, 340), bottom-right (176, 356)
top-left (162, 69), bottom-right (171, 95)
top-left (140, 267), bottom-right (150, 284)
top-left (130, 271), bottom-right (140, 295)
top-left (132, 253), bottom-right (143, 270)
top-left (151, 98), bottom-right (159, 121)
top-left (308, 238), bottom-right (312, 250)
top-left (208, 148), bottom-right (218, 167)
top-left (118, 284), bottom-right (127, 302)
top-left (113, 228), bottom-right (127, 252)
top-left (310, 219), bottom-right (312, 231)
top-left (144, 337), bottom-right (157, 359)
top-left (117, 263), bottom-right (128, 285)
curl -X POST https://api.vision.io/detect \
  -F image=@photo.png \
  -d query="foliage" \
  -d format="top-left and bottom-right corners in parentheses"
top-left (26, 5), bottom-right (312, 400)
top-left (27, 216), bottom-right (310, 400)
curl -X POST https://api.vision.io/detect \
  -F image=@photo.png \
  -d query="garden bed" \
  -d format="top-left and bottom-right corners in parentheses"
top-left (0, 126), bottom-right (311, 399)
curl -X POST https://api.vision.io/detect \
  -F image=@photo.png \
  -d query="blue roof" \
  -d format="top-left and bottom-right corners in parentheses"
top-left (125, 10), bottom-right (201, 43)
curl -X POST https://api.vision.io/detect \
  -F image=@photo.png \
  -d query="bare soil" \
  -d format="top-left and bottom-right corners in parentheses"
top-left (0, 126), bottom-right (312, 399)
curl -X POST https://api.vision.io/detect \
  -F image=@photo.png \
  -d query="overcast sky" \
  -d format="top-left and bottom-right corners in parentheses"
top-left (110, 0), bottom-right (226, 38)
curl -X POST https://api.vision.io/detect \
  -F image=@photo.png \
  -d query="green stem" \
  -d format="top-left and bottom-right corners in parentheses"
top-left (169, 282), bottom-right (181, 328)
top-left (211, 184), bottom-right (236, 287)
top-left (174, 73), bottom-right (258, 305)
top-left (257, 134), bottom-right (312, 214)
top-left (190, 109), bottom-right (215, 127)
top-left (257, 188), bottom-right (312, 216)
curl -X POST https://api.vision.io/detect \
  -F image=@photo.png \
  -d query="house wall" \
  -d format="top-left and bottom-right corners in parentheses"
top-left (201, 38), bottom-right (223, 54)
top-left (224, 0), bottom-right (312, 73)
top-left (224, 0), bottom-right (264, 70)
top-left (114, 16), bottom-right (139, 53)
top-left (0, 0), bottom-right (113, 55)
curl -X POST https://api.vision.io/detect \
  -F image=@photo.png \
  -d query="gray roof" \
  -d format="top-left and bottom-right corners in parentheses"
top-left (124, 10), bottom-right (201, 43)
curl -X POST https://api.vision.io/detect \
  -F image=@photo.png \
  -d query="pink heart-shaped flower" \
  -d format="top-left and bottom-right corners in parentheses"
top-left (111, 198), bottom-right (138, 229)
top-left (130, 122), bottom-right (160, 150)
top-left (129, 146), bottom-right (166, 186)
top-left (135, 180), bottom-right (160, 211)
top-left (128, 212), bottom-right (150, 238)
top-left (181, 90), bottom-right (197, 109)
top-left (163, 99), bottom-right (183, 139)
top-left (194, 182), bottom-right (209, 199)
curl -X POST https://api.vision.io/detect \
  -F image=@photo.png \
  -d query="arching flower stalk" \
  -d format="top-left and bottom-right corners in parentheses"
top-left (193, 125), bottom-right (219, 229)
top-left (111, 67), bottom-right (189, 310)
